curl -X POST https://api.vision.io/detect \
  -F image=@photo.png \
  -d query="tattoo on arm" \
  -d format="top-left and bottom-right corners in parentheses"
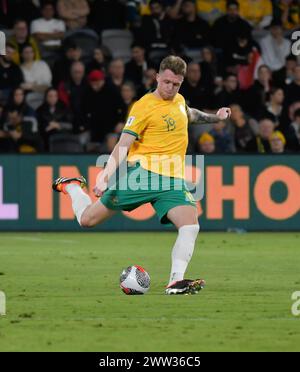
top-left (187, 107), bottom-right (220, 124)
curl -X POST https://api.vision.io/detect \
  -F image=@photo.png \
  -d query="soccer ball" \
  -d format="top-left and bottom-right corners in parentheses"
top-left (120, 265), bottom-right (150, 295)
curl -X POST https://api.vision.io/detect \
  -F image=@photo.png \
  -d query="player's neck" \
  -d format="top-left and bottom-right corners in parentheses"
top-left (152, 89), bottom-right (163, 100)
top-left (152, 89), bottom-right (175, 101)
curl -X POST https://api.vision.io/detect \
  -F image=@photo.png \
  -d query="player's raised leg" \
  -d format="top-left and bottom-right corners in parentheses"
top-left (52, 177), bottom-right (115, 227)
top-left (165, 205), bottom-right (205, 295)
top-left (80, 200), bottom-right (116, 227)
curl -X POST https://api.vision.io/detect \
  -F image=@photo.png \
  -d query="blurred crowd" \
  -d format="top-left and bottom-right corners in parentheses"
top-left (0, 0), bottom-right (300, 154)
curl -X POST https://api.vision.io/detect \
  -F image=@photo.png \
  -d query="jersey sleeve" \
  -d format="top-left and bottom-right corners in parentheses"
top-left (177, 94), bottom-right (190, 124)
top-left (122, 101), bottom-right (148, 139)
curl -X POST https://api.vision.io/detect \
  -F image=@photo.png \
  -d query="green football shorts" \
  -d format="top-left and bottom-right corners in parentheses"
top-left (100, 162), bottom-right (196, 225)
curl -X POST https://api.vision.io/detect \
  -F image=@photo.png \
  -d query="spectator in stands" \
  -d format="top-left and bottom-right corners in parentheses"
top-left (209, 120), bottom-right (235, 153)
top-left (129, 0), bottom-right (178, 24)
top-left (245, 118), bottom-right (275, 153)
top-left (9, 19), bottom-right (41, 65)
top-left (107, 59), bottom-right (126, 91)
top-left (273, 55), bottom-right (298, 87)
top-left (196, 132), bottom-right (216, 154)
top-left (160, 0), bottom-right (184, 20)
top-left (180, 62), bottom-right (214, 109)
top-left (52, 42), bottom-right (83, 87)
top-left (215, 73), bottom-right (241, 108)
top-left (126, 0), bottom-right (143, 28)
top-left (82, 70), bottom-right (123, 143)
top-left (172, 0), bottom-right (210, 54)
top-left (1, 0), bottom-right (299, 157)
top-left (57, 0), bottom-right (90, 30)
top-left (284, 65), bottom-right (300, 108)
top-left (120, 82), bottom-right (137, 124)
top-left (281, 99), bottom-right (300, 134)
top-left (0, 43), bottom-right (24, 103)
top-left (234, 38), bottom-right (262, 91)
top-left (125, 44), bottom-right (152, 88)
top-left (272, 0), bottom-right (300, 33)
top-left (239, 0), bottom-right (272, 32)
top-left (143, 67), bottom-right (158, 92)
top-left (30, 1), bottom-right (66, 58)
top-left (86, 46), bottom-right (110, 74)
top-left (58, 61), bottom-right (88, 134)
top-left (261, 87), bottom-right (284, 126)
top-left (200, 46), bottom-right (222, 91)
top-left (5, 87), bottom-right (36, 119)
top-left (245, 64), bottom-right (273, 119)
top-left (224, 29), bottom-right (260, 71)
top-left (269, 130), bottom-right (286, 153)
top-left (20, 44), bottom-right (52, 109)
top-left (211, 1), bottom-right (252, 52)
top-left (285, 108), bottom-right (300, 152)
top-left (259, 19), bottom-right (291, 72)
top-left (228, 104), bottom-right (255, 153)
top-left (37, 87), bottom-right (73, 150)
top-left (195, 0), bottom-right (226, 25)
top-left (58, 61), bottom-right (86, 106)
top-left (0, 109), bottom-right (42, 153)
top-left (138, 0), bottom-right (175, 66)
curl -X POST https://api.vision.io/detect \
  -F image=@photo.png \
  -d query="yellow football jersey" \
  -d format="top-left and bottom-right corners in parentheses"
top-left (239, 0), bottom-right (272, 26)
top-left (123, 92), bottom-right (189, 179)
top-left (196, 0), bottom-right (226, 24)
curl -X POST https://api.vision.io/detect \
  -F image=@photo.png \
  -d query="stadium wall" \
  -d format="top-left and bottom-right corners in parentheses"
top-left (0, 155), bottom-right (299, 231)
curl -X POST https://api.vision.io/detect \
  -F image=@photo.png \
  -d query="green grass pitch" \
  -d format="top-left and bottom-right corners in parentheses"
top-left (0, 232), bottom-right (300, 352)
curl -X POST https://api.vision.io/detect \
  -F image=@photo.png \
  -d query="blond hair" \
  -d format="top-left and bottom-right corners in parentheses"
top-left (159, 55), bottom-right (187, 77)
top-left (270, 131), bottom-right (286, 145)
top-left (199, 132), bottom-right (215, 144)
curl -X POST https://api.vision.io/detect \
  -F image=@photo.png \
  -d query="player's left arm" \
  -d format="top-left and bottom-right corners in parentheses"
top-left (186, 106), bottom-right (231, 124)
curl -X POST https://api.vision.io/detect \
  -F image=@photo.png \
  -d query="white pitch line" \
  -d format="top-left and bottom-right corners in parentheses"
top-left (8, 237), bottom-right (78, 244)
top-left (3, 316), bottom-right (299, 322)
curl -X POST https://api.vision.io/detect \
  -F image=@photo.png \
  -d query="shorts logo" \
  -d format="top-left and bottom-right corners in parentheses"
top-left (184, 191), bottom-right (195, 203)
top-left (126, 116), bottom-right (135, 127)
top-left (111, 196), bottom-right (118, 205)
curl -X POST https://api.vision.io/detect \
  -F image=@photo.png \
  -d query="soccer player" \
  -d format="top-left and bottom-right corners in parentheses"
top-left (53, 56), bottom-right (231, 295)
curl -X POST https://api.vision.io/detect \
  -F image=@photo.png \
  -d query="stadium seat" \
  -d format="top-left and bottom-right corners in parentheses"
top-left (49, 133), bottom-right (84, 153)
top-left (184, 48), bottom-right (202, 63)
top-left (101, 29), bottom-right (133, 62)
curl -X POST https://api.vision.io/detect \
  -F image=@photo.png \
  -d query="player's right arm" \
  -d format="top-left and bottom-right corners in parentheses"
top-left (93, 99), bottom-right (147, 197)
top-left (93, 132), bottom-right (136, 197)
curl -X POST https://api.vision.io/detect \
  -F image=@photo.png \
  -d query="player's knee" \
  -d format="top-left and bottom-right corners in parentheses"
top-left (80, 214), bottom-right (95, 228)
top-left (189, 223), bottom-right (200, 234)
top-left (179, 223), bottom-right (200, 235)
top-left (182, 218), bottom-right (199, 230)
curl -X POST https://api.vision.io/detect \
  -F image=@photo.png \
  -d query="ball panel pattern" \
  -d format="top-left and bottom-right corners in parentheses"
top-left (120, 266), bottom-right (131, 283)
top-left (135, 267), bottom-right (150, 288)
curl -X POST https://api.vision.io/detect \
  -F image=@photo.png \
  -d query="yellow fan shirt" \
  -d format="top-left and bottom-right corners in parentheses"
top-left (239, 0), bottom-right (272, 26)
top-left (122, 92), bottom-right (189, 179)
